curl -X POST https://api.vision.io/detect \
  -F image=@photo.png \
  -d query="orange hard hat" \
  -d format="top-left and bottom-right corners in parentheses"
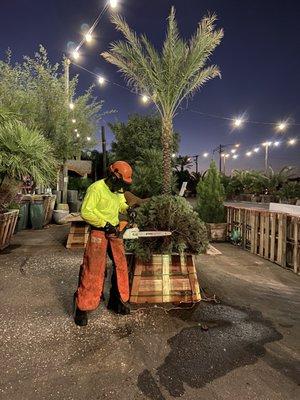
top-left (109, 161), bottom-right (133, 184)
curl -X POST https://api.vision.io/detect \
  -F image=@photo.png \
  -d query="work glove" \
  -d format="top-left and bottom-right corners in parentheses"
top-left (104, 222), bottom-right (119, 236)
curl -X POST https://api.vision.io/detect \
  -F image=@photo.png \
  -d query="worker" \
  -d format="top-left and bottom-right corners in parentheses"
top-left (73, 161), bottom-right (134, 327)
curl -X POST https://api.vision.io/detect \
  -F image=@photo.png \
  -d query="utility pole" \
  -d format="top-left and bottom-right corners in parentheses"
top-left (193, 155), bottom-right (199, 174)
top-left (264, 142), bottom-right (270, 173)
top-left (62, 57), bottom-right (71, 204)
top-left (213, 144), bottom-right (226, 173)
top-left (101, 126), bottom-right (107, 177)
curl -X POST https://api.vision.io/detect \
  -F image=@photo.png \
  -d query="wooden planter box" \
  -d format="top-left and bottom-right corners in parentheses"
top-left (207, 222), bottom-right (227, 242)
top-left (129, 253), bottom-right (201, 304)
top-left (0, 210), bottom-right (19, 251)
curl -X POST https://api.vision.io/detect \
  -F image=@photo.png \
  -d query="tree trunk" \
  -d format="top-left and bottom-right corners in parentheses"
top-left (161, 116), bottom-right (173, 194)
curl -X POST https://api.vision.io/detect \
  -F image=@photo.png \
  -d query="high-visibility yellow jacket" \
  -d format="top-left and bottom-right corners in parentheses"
top-left (81, 179), bottom-right (128, 228)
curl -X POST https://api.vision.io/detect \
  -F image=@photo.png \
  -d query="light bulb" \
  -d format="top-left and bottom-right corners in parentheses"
top-left (98, 76), bottom-right (105, 86)
top-left (69, 103), bottom-right (74, 110)
top-left (141, 95), bottom-right (149, 104)
top-left (246, 151), bottom-right (252, 157)
top-left (72, 119), bottom-right (76, 124)
top-left (203, 152), bottom-right (209, 158)
top-left (71, 50), bottom-right (80, 61)
top-left (276, 121), bottom-right (288, 132)
top-left (87, 136), bottom-right (91, 142)
top-left (109, 0), bottom-right (118, 9)
top-left (85, 32), bottom-right (92, 43)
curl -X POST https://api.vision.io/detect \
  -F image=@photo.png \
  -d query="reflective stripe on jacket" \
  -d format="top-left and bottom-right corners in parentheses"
top-left (81, 179), bottom-right (128, 228)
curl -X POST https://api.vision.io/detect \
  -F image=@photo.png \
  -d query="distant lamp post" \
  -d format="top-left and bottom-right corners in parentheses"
top-left (262, 141), bottom-right (272, 172)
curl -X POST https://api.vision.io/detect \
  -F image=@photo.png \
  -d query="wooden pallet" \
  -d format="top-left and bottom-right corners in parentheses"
top-left (66, 221), bottom-right (90, 249)
top-left (227, 206), bottom-right (300, 274)
top-left (130, 254), bottom-right (201, 304)
top-left (0, 210), bottom-right (19, 251)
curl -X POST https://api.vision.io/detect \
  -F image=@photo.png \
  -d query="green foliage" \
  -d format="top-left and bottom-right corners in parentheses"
top-left (0, 121), bottom-right (57, 185)
top-left (131, 149), bottom-right (178, 197)
top-left (223, 167), bottom-right (296, 199)
top-left (196, 161), bottom-right (226, 223)
top-left (68, 177), bottom-right (92, 198)
top-left (127, 195), bottom-right (209, 261)
top-left (109, 114), bottom-right (179, 197)
top-left (102, 8), bottom-right (223, 193)
top-left (109, 114), bottom-right (178, 165)
top-left (0, 46), bottom-right (106, 161)
top-left (278, 181), bottom-right (300, 200)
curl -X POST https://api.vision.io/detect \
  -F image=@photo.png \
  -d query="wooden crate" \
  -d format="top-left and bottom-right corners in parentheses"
top-left (66, 221), bottom-right (90, 249)
top-left (130, 254), bottom-right (201, 304)
top-left (0, 210), bottom-right (19, 251)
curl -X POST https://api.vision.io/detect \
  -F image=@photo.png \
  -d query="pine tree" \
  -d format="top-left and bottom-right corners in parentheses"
top-left (196, 161), bottom-right (226, 223)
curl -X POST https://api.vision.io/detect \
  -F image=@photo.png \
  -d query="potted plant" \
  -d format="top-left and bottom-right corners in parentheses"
top-left (0, 108), bottom-right (57, 248)
top-left (126, 195), bottom-right (209, 304)
top-left (196, 161), bottom-right (227, 241)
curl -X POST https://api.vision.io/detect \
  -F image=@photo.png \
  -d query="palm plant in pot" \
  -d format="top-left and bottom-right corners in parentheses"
top-left (196, 161), bottom-right (227, 241)
top-left (0, 107), bottom-right (57, 249)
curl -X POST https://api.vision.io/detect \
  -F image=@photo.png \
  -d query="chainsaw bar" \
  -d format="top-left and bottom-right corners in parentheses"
top-left (123, 228), bottom-right (172, 240)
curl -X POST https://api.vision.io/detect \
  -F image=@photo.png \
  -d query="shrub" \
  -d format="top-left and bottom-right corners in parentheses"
top-left (127, 195), bottom-right (209, 261)
top-left (196, 161), bottom-right (226, 223)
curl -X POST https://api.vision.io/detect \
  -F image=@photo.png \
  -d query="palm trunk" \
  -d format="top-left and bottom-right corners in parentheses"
top-left (161, 116), bottom-right (173, 194)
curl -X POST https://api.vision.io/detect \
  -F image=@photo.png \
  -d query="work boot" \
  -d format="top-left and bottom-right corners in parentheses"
top-left (73, 294), bottom-right (88, 326)
top-left (107, 295), bottom-right (131, 315)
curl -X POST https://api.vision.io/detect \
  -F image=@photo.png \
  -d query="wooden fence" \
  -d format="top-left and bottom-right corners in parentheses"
top-left (226, 206), bottom-right (300, 274)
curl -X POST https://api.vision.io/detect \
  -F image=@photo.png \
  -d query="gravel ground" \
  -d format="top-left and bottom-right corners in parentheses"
top-left (0, 225), bottom-right (299, 400)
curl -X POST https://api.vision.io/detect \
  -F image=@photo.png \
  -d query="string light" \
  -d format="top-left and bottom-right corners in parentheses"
top-left (288, 138), bottom-right (296, 145)
top-left (235, 144), bottom-right (240, 148)
top-left (273, 141), bottom-right (280, 147)
top-left (109, 0), bottom-right (119, 9)
top-left (72, 119), bottom-right (76, 124)
top-left (246, 151), bottom-right (252, 157)
top-left (71, 50), bottom-right (80, 61)
top-left (276, 121), bottom-right (288, 132)
top-left (69, 103), bottom-right (75, 110)
top-left (141, 95), bottom-right (150, 104)
top-left (233, 117), bottom-right (244, 128)
top-left (76, 133), bottom-right (80, 138)
top-left (98, 76), bottom-right (106, 86)
top-left (84, 32), bottom-right (93, 43)
top-left (203, 152), bottom-right (209, 158)
top-left (253, 147), bottom-right (260, 153)
top-left (232, 154), bottom-right (239, 159)
top-left (230, 149), bottom-right (237, 154)
top-left (74, 128), bottom-right (78, 133)
top-left (171, 153), bottom-right (177, 158)
top-left (87, 136), bottom-right (91, 141)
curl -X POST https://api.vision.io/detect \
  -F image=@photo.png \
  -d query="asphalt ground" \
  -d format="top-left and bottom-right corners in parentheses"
top-left (0, 225), bottom-right (299, 400)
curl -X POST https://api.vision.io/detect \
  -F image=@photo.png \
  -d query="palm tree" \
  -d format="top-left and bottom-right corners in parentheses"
top-left (175, 155), bottom-right (194, 172)
top-left (102, 8), bottom-right (223, 194)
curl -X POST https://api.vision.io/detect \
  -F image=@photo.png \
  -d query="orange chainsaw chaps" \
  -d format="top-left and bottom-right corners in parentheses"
top-left (76, 230), bottom-right (130, 311)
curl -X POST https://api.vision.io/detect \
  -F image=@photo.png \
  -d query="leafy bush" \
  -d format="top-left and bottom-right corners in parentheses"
top-left (278, 181), bottom-right (300, 200)
top-left (196, 161), bottom-right (226, 223)
top-left (127, 195), bottom-right (209, 261)
top-left (68, 177), bottom-right (92, 199)
top-left (0, 122), bottom-right (57, 185)
top-left (131, 149), bottom-right (177, 198)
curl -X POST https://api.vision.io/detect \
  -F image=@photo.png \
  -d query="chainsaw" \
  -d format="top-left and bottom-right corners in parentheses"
top-left (118, 220), bottom-right (172, 240)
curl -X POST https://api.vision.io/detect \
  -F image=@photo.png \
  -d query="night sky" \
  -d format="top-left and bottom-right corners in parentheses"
top-left (0, 0), bottom-right (299, 173)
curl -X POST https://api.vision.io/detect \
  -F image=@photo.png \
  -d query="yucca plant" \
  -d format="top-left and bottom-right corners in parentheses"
top-left (102, 8), bottom-right (223, 194)
top-left (0, 122), bottom-right (58, 187)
